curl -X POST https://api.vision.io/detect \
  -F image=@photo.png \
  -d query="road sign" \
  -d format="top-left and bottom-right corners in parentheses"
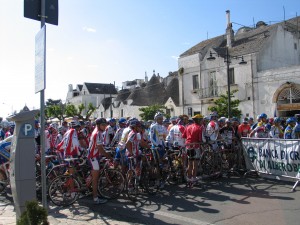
top-left (24, 0), bottom-right (58, 25)
top-left (35, 25), bottom-right (46, 93)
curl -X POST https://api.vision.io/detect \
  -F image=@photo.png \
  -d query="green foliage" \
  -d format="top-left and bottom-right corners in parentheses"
top-left (139, 104), bottom-right (166, 121)
top-left (208, 90), bottom-right (242, 118)
top-left (17, 200), bottom-right (49, 225)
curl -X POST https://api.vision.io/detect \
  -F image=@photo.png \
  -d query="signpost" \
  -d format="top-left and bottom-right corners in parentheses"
top-left (24, 0), bottom-right (58, 210)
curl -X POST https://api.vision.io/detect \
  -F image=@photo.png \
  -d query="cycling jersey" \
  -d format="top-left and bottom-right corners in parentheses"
top-left (238, 123), bottom-right (251, 137)
top-left (219, 126), bottom-right (235, 144)
top-left (292, 123), bottom-right (300, 139)
top-left (149, 123), bottom-right (168, 147)
top-left (126, 130), bottom-right (142, 157)
top-left (270, 125), bottom-right (283, 138)
top-left (206, 120), bottom-right (219, 141)
top-left (284, 125), bottom-right (294, 139)
top-left (87, 127), bottom-right (104, 159)
top-left (117, 127), bottom-right (132, 150)
top-left (166, 124), bottom-right (186, 147)
top-left (111, 127), bottom-right (125, 147)
top-left (103, 125), bottom-right (116, 146)
top-left (57, 128), bottom-right (81, 157)
top-left (252, 124), bottom-right (269, 138)
top-left (182, 123), bottom-right (205, 149)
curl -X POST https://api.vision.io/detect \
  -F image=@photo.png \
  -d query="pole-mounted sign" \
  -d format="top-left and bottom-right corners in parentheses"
top-left (24, 0), bottom-right (58, 26)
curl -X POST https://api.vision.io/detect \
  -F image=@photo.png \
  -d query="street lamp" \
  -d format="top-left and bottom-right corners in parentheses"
top-left (207, 47), bottom-right (247, 118)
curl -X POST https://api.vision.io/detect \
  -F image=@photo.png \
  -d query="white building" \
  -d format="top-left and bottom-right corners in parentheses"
top-left (178, 11), bottom-right (300, 119)
top-left (66, 82), bottom-right (118, 118)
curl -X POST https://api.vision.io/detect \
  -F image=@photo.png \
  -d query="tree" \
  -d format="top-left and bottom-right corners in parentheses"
top-left (45, 99), bottom-right (65, 121)
top-left (139, 104), bottom-right (166, 121)
top-left (208, 90), bottom-right (242, 118)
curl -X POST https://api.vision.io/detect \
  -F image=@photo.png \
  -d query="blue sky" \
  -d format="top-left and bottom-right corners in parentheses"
top-left (0, 0), bottom-right (299, 117)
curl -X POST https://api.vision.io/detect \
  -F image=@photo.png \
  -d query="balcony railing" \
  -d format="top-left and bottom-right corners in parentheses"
top-left (196, 85), bottom-right (238, 99)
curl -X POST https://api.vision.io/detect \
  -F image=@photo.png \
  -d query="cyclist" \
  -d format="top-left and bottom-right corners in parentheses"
top-left (57, 121), bottom-right (82, 158)
top-left (103, 118), bottom-right (117, 147)
top-left (87, 117), bottom-right (112, 204)
top-left (205, 112), bottom-right (220, 150)
top-left (292, 114), bottom-right (300, 139)
top-left (182, 114), bottom-right (205, 182)
top-left (249, 113), bottom-right (269, 138)
top-left (218, 117), bottom-right (226, 129)
top-left (284, 117), bottom-right (297, 139)
top-left (270, 117), bottom-right (284, 138)
top-left (149, 112), bottom-right (168, 188)
top-left (110, 118), bottom-right (127, 147)
top-left (219, 119), bottom-right (235, 148)
top-left (168, 116), bottom-right (178, 131)
top-left (237, 117), bottom-right (251, 138)
top-left (166, 118), bottom-right (186, 148)
top-left (114, 118), bottom-right (136, 172)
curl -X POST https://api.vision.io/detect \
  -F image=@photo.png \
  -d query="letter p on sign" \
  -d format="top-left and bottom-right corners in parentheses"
top-left (24, 124), bottom-right (32, 136)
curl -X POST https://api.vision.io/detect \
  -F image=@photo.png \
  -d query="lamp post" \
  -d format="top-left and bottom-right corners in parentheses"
top-left (207, 47), bottom-right (247, 118)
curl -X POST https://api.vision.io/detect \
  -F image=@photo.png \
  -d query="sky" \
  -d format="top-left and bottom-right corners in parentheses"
top-left (0, 0), bottom-right (299, 118)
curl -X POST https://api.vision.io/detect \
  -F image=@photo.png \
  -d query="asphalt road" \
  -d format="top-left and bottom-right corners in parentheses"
top-left (79, 176), bottom-right (300, 225)
top-left (1, 175), bottom-right (300, 225)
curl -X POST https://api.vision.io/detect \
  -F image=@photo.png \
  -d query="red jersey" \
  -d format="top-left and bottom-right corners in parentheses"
top-left (182, 123), bottom-right (204, 149)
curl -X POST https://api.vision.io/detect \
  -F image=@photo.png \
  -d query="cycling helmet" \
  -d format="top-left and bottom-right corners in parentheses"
top-left (154, 112), bottom-right (164, 120)
top-left (274, 117), bottom-right (281, 123)
top-left (218, 118), bottom-right (225, 123)
top-left (259, 113), bottom-right (268, 119)
top-left (130, 120), bottom-right (141, 127)
top-left (118, 118), bottom-right (127, 124)
top-left (163, 119), bottom-right (171, 124)
top-left (231, 117), bottom-right (239, 123)
top-left (70, 120), bottom-right (81, 128)
top-left (96, 118), bottom-right (107, 125)
top-left (268, 118), bottom-right (274, 124)
top-left (225, 118), bottom-right (231, 123)
top-left (108, 118), bottom-right (116, 123)
top-left (192, 114), bottom-right (204, 119)
top-left (209, 112), bottom-right (218, 120)
top-left (286, 117), bottom-right (297, 124)
top-left (170, 116), bottom-right (177, 122)
top-left (1, 120), bottom-right (10, 128)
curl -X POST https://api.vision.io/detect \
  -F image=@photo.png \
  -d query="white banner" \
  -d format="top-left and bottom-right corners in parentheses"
top-left (242, 138), bottom-right (300, 179)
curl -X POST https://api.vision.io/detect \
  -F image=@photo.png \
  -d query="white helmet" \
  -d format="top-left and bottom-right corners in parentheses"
top-left (154, 112), bottom-right (164, 120)
top-left (1, 120), bottom-right (10, 128)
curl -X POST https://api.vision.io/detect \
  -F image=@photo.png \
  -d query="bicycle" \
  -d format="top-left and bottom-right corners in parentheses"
top-left (126, 149), bottom-right (160, 201)
top-left (48, 156), bottom-right (125, 206)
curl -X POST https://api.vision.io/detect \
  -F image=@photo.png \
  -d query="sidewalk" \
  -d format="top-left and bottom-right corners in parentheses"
top-left (0, 196), bottom-right (131, 225)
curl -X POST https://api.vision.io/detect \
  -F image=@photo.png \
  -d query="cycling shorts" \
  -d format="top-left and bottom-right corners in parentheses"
top-left (186, 148), bottom-right (201, 160)
top-left (114, 147), bottom-right (127, 166)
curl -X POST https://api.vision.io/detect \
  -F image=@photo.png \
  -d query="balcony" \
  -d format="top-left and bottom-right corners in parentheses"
top-left (196, 85), bottom-right (238, 99)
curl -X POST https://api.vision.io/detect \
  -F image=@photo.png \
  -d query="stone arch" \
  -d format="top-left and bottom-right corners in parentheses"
top-left (272, 82), bottom-right (300, 115)
top-left (272, 82), bottom-right (300, 103)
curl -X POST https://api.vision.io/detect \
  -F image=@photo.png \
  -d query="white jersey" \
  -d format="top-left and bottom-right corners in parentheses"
top-left (166, 124), bottom-right (186, 147)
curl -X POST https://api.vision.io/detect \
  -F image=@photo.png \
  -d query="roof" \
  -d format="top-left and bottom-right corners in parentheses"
top-left (101, 97), bottom-right (112, 110)
top-left (84, 82), bottom-right (118, 95)
top-left (165, 77), bottom-right (179, 106)
top-left (180, 16), bottom-right (300, 59)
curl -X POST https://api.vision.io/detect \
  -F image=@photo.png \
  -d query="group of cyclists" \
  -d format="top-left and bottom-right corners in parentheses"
top-left (1, 111), bottom-right (300, 204)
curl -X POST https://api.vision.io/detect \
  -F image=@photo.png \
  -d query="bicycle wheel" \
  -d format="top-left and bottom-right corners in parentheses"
top-left (98, 169), bottom-right (125, 199)
top-left (200, 151), bottom-right (222, 179)
top-left (126, 169), bottom-right (138, 201)
top-left (0, 170), bottom-right (7, 193)
top-left (48, 175), bottom-right (80, 206)
top-left (141, 165), bottom-right (159, 195)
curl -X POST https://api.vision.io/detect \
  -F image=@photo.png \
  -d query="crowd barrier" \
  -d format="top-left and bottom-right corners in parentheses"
top-left (241, 137), bottom-right (300, 191)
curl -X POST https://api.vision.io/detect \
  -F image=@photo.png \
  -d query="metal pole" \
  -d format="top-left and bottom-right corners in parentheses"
top-left (226, 47), bottom-right (231, 119)
top-left (40, 0), bottom-right (47, 209)
top-left (110, 83), bottom-right (112, 118)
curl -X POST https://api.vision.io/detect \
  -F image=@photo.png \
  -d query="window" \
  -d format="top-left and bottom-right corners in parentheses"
top-left (192, 75), bottom-right (199, 90)
top-left (228, 68), bottom-right (235, 85)
top-left (209, 71), bottom-right (217, 97)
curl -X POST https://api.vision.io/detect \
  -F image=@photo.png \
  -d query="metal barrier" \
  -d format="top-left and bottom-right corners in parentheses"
top-left (241, 138), bottom-right (300, 191)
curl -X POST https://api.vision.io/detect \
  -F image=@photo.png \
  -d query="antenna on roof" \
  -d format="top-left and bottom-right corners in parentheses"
top-left (253, 17), bottom-right (255, 28)
top-left (207, 31), bottom-right (208, 40)
top-left (283, 6), bottom-right (286, 21)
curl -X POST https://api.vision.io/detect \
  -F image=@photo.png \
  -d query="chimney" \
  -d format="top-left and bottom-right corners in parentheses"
top-left (145, 71), bottom-right (148, 83)
top-left (226, 10), bottom-right (234, 48)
